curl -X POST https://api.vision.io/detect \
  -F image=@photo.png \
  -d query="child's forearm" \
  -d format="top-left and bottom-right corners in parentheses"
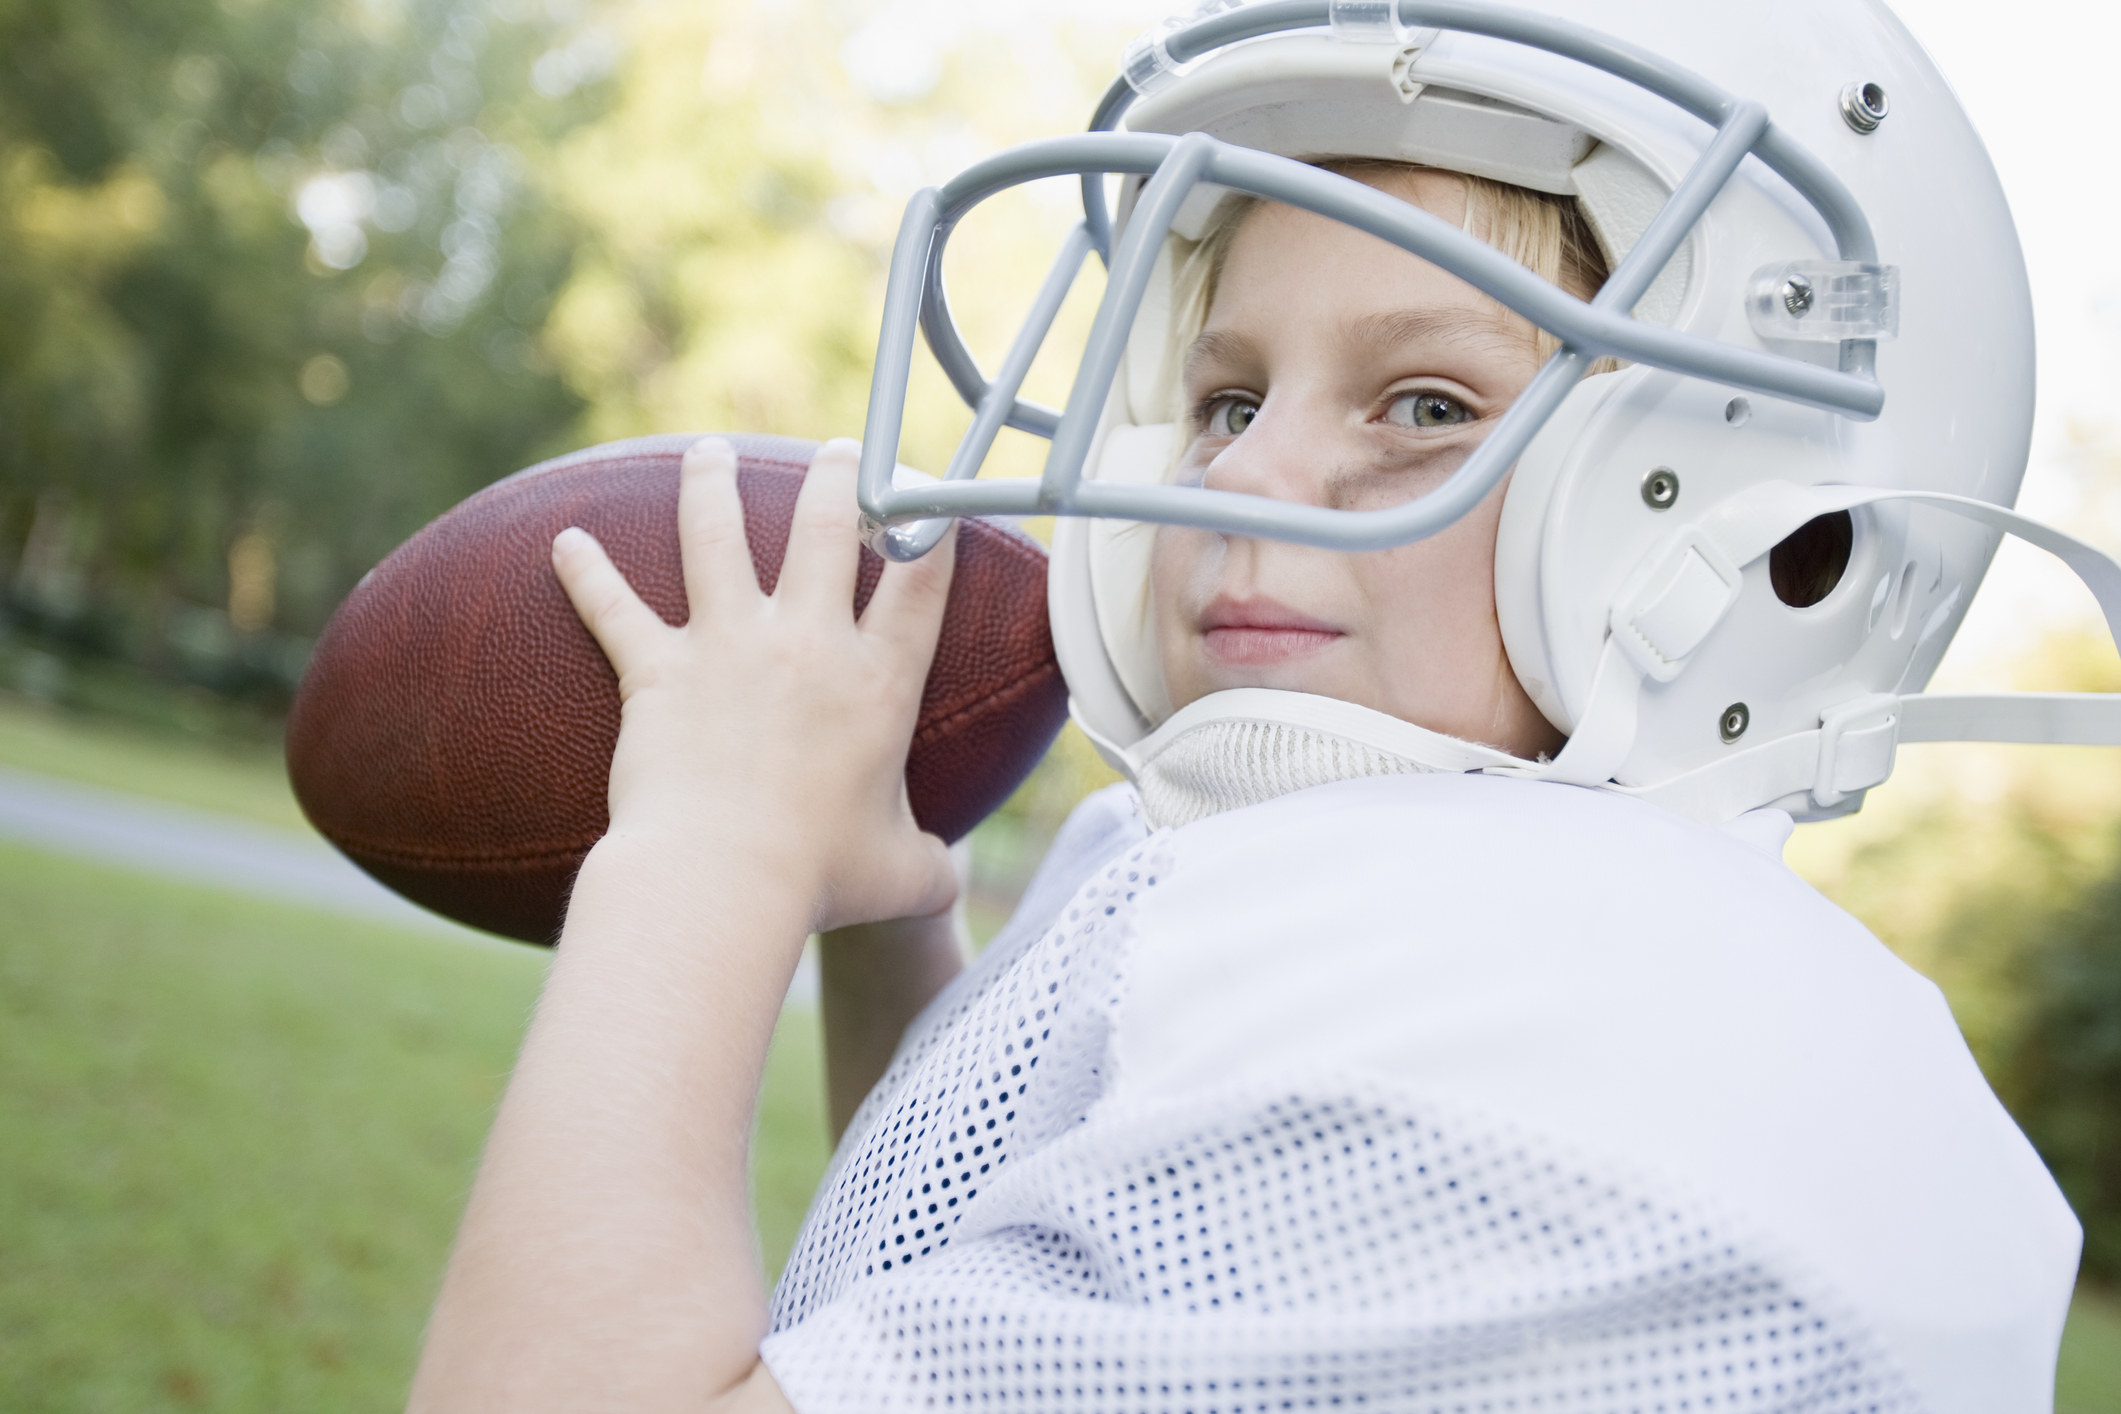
top-left (406, 437), bottom-right (956, 1412)
top-left (819, 912), bottom-right (965, 1140)
top-left (408, 828), bottom-right (807, 1414)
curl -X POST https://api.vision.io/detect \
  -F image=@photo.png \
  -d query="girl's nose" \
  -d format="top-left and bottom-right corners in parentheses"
top-left (1197, 399), bottom-right (1338, 508)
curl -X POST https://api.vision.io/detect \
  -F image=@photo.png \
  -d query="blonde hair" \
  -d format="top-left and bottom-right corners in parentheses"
top-left (1161, 161), bottom-right (1616, 419)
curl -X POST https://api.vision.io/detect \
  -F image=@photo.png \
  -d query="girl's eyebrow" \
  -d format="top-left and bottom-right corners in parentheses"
top-left (1343, 306), bottom-right (1526, 357)
top-left (1183, 328), bottom-right (1258, 383)
top-left (1185, 305), bottom-right (1529, 386)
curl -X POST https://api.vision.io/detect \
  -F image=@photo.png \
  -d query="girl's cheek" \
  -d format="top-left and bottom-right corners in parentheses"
top-left (1150, 530), bottom-right (1222, 664)
top-left (1151, 525), bottom-right (1217, 601)
top-left (1147, 531), bottom-right (1188, 643)
top-left (1148, 533), bottom-right (1197, 702)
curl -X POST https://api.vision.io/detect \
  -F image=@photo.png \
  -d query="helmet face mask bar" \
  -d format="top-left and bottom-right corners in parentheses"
top-left (851, 0), bottom-right (2121, 824)
top-left (854, 0), bottom-right (1887, 563)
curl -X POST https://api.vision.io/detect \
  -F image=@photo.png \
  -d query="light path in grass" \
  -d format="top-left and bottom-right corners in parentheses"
top-left (0, 764), bottom-right (823, 998)
top-left (0, 764), bottom-right (455, 931)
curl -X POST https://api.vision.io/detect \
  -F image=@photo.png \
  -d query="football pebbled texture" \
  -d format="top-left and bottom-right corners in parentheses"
top-left (286, 433), bottom-right (1068, 943)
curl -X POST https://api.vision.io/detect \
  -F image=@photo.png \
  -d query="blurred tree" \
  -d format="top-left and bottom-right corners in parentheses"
top-left (2010, 860), bottom-right (2121, 1280)
top-left (536, 0), bottom-right (1136, 478)
top-left (1792, 626), bottom-right (2121, 1279)
top-left (538, 0), bottom-right (880, 447)
top-left (0, 0), bottom-right (601, 715)
top-left (0, 0), bottom-right (1143, 727)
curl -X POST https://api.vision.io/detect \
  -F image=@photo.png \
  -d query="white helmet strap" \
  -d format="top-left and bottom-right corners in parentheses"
top-left (1502, 482), bottom-right (2121, 820)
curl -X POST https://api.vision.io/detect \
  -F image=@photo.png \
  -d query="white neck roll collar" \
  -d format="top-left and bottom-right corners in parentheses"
top-left (1086, 688), bottom-right (1534, 830)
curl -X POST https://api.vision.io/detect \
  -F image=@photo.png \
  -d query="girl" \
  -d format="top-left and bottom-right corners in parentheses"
top-left (409, 3), bottom-right (2100, 1410)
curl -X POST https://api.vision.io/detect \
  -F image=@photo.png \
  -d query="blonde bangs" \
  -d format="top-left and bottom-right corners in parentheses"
top-left (1160, 162), bottom-right (1616, 420)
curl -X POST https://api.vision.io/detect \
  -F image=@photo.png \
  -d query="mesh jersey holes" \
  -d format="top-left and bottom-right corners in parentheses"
top-left (769, 845), bottom-right (1167, 1328)
top-left (772, 1086), bottom-right (1915, 1412)
top-left (855, 996), bottom-right (1054, 1278)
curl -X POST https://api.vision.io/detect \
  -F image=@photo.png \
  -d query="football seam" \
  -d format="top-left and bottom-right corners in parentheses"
top-left (315, 660), bottom-right (1067, 869)
top-left (908, 659), bottom-right (1064, 752)
top-left (345, 842), bottom-right (592, 873)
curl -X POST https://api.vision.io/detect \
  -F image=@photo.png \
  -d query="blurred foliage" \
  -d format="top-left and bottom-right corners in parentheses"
top-left (2019, 850), bottom-right (2121, 1280)
top-left (0, 0), bottom-right (1131, 732)
top-left (0, 0), bottom-right (601, 720)
top-left (1789, 628), bottom-right (2121, 1281)
top-left (532, 0), bottom-right (1124, 476)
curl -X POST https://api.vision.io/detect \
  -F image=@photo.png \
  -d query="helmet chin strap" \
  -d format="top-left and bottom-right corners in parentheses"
top-left (1083, 484), bottom-right (2121, 829)
top-left (1503, 482), bottom-right (2121, 821)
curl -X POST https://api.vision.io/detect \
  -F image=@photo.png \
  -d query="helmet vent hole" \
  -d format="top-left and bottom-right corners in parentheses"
top-left (1723, 397), bottom-right (1751, 426)
top-left (1769, 510), bottom-right (1854, 609)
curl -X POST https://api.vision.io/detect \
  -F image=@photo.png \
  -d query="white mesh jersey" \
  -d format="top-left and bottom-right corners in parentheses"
top-left (761, 774), bottom-right (2079, 1414)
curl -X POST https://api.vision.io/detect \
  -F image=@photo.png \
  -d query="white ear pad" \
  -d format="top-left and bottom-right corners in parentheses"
top-left (1086, 423), bottom-right (1180, 731)
top-left (1049, 414), bottom-right (1183, 763)
top-left (1050, 504), bottom-right (1146, 763)
top-left (1123, 243), bottom-right (1180, 426)
top-left (1493, 368), bottom-right (1640, 735)
top-left (1493, 145), bottom-right (1688, 737)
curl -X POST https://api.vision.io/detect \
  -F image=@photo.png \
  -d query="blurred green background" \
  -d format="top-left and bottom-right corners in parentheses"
top-left (2, 0), bottom-right (2119, 1409)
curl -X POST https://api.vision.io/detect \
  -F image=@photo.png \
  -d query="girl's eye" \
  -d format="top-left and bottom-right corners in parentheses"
top-left (1386, 391), bottom-right (1473, 429)
top-left (1203, 396), bottom-right (1259, 437)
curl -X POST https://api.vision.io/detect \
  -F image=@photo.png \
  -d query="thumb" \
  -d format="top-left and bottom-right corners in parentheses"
top-left (897, 830), bottom-right (961, 923)
top-left (819, 829), bottom-right (958, 934)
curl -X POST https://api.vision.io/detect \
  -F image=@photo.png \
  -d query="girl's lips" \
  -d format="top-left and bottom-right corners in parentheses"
top-left (1198, 599), bottom-right (1344, 665)
top-left (1203, 626), bottom-right (1343, 664)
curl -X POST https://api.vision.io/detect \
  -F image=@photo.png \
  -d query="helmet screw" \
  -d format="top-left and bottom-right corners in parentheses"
top-left (1641, 467), bottom-right (1680, 510)
top-left (1840, 81), bottom-right (1889, 133)
top-left (1719, 702), bottom-right (1751, 743)
top-left (1781, 274), bottom-right (1815, 317)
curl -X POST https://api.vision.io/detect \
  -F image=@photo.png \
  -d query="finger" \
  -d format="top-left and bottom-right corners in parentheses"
top-left (677, 437), bottom-right (759, 613)
top-left (778, 438), bottom-right (862, 612)
top-left (861, 517), bottom-right (958, 674)
top-left (552, 527), bottom-right (669, 679)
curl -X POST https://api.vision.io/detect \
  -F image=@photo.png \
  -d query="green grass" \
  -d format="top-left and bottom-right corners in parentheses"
top-left (2061, 1283), bottom-right (2121, 1414)
top-left (0, 840), bottom-right (831, 1413)
top-left (0, 691), bottom-right (308, 834)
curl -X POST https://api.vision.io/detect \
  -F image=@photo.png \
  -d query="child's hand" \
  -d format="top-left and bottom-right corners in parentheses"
top-left (550, 436), bottom-right (959, 934)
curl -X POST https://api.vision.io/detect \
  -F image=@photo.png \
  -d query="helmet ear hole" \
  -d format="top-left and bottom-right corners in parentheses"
top-left (1769, 510), bottom-right (1854, 609)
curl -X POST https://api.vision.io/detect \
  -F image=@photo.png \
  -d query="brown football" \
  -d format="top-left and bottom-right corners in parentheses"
top-left (286, 433), bottom-right (1068, 943)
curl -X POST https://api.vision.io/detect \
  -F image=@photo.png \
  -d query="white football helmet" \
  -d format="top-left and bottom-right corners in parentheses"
top-left (853, 0), bottom-right (2121, 824)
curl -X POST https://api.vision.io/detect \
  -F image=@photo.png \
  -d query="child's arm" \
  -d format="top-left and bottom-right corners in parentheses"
top-left (819, 910), bottom-right (964, 1140)
top-left (406, 438), bottom-right (957, 1414)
